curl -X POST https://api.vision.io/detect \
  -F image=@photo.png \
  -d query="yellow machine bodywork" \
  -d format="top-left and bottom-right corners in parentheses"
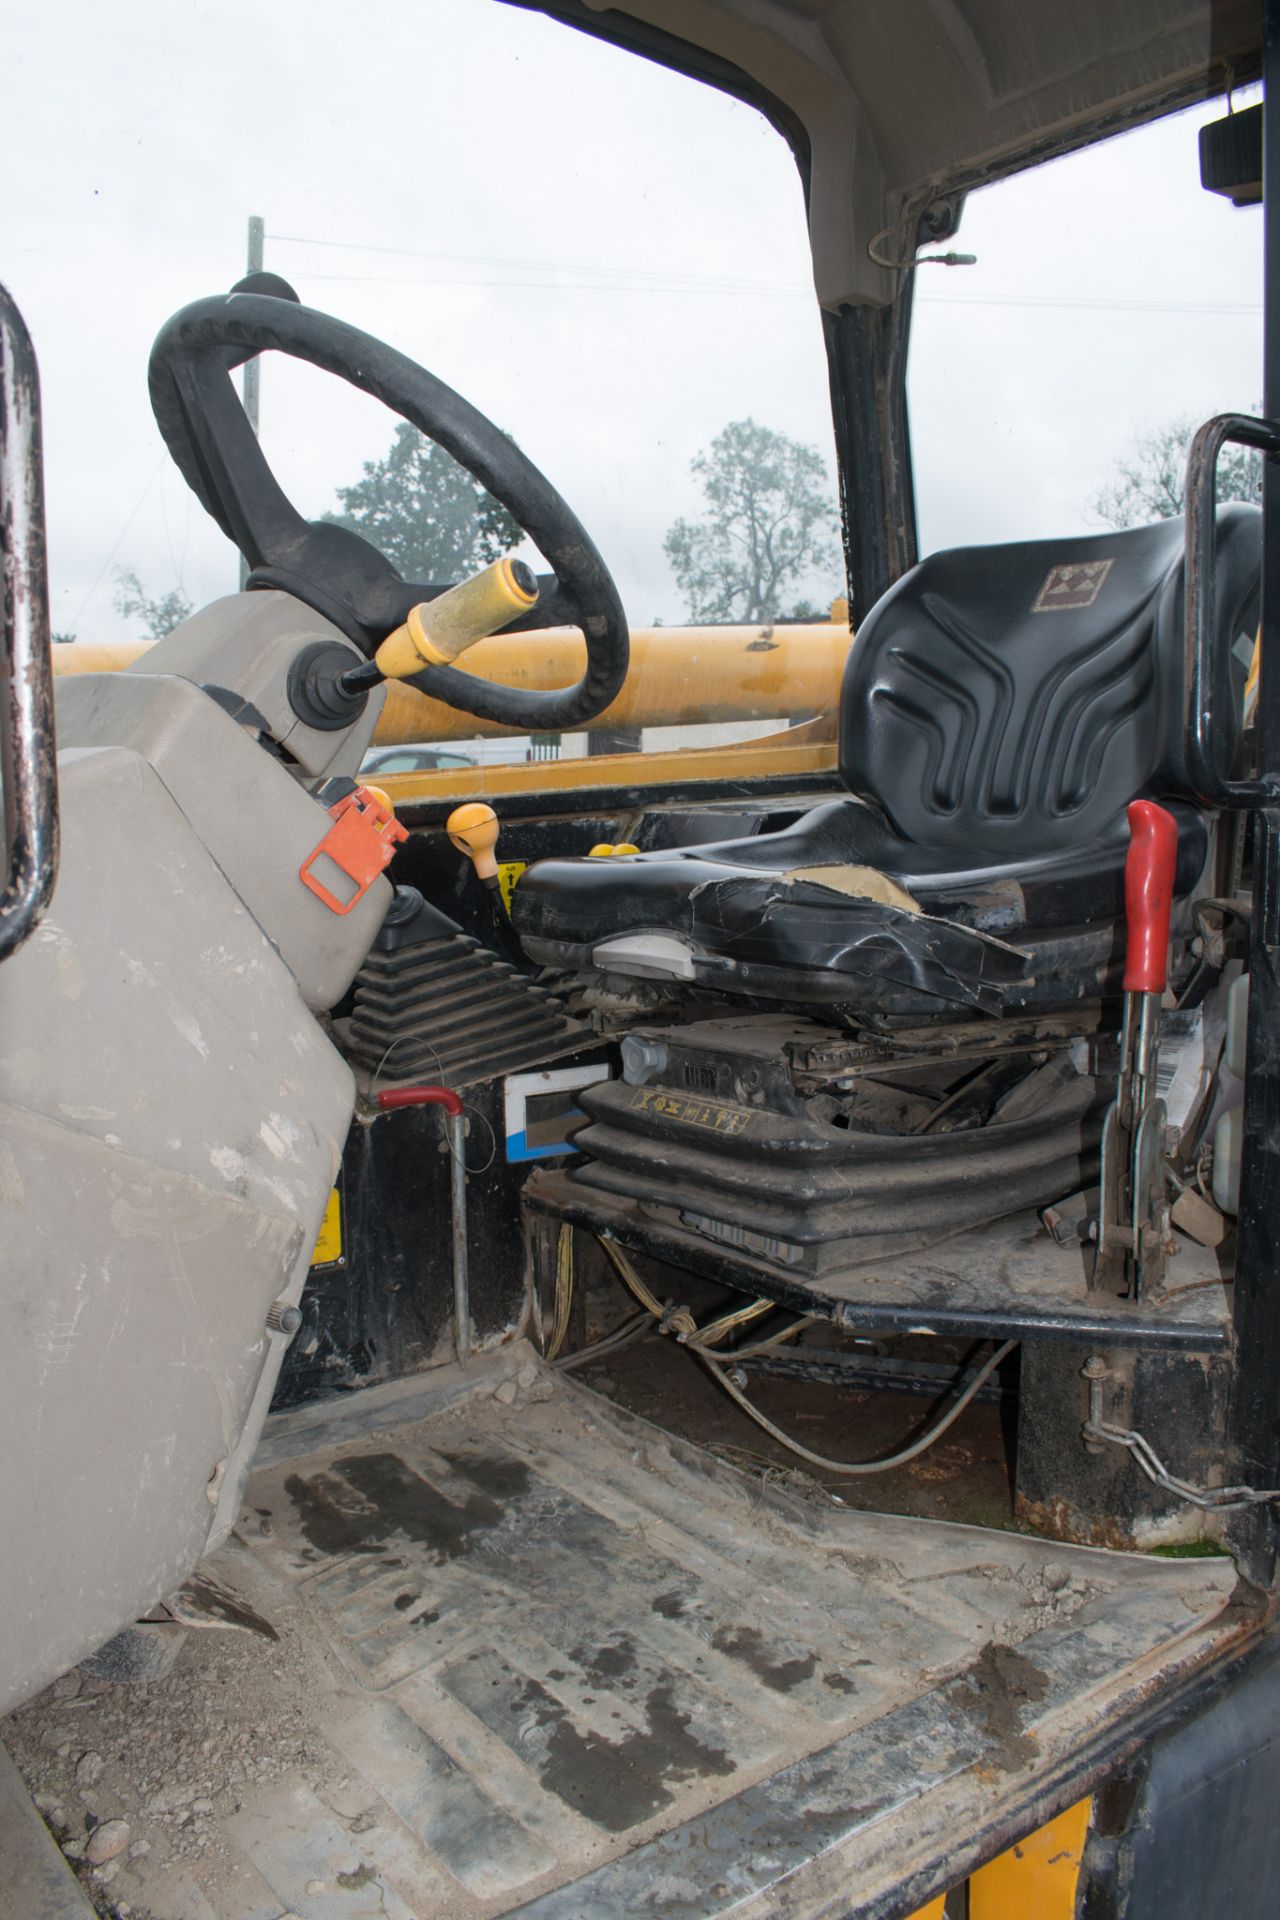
top-left (54, 618), bottom-right (851, 740)
top-left (905, 1797), bottom-right (1091, 1919)
top-left (53, 618), bottom-right (849, 800)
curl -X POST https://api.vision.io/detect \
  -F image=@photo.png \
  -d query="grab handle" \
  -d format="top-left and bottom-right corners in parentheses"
top-left (0, 284), bottom-right (58, 964)
top-left (1183, 411), bottom-right (1280, 809)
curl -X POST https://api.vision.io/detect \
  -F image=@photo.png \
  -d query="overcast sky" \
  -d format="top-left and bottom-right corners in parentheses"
top-left (3, 0), bottom-right (1264, 645)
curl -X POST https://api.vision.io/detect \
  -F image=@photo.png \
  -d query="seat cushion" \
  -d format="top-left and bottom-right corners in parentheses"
top-left (511, 798), bottom-right (1209, 1021)
top-left (516, 796), bottom-right (1208, 942)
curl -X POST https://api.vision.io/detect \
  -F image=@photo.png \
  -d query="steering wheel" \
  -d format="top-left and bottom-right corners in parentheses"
top-left (147, 283), bottom-right (629, 730)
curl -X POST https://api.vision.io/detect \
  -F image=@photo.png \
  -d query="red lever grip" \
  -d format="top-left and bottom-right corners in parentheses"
top-left (1123, 800), bottom-right (1178, 995)
top-left (376, 1085), bottom-right (464, 1118)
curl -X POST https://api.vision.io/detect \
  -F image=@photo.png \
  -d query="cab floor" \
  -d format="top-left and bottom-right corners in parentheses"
top-left (3, 1342), bottom-right (1251, 1920)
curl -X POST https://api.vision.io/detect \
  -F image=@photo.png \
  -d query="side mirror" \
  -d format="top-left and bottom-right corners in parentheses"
top-left (1200, 101), bottom-right (1262, 207)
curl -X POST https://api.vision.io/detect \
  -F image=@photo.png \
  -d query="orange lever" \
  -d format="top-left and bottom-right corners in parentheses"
top-left (1122, 800), bottom-right (1178, 995)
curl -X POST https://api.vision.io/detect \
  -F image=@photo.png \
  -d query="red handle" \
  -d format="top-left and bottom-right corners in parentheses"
top-left (1123, 800), bottom-right (1178, 994)
top-left (376, 1085), bottom-right (464, 1118)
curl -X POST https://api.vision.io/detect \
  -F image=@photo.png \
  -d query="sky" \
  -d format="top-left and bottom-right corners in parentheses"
top-left (1, 0), bottom-right (1264, 646)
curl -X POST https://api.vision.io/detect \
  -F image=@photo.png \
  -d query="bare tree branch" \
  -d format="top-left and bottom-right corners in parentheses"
top-left (665, 419), bottom-right (839, 623)
top-left (1092, 411), bottom-right (1262, 529)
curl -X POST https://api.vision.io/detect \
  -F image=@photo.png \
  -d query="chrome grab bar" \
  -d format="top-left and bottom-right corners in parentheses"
top-left (1183, 410), bottom-right (1280, 809)
top-left (0, 283), bottom-right (57, 962)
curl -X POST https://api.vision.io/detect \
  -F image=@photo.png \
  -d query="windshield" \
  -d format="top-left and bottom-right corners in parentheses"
top-left (9, 8), bottom-right (1260, 795)
top-left (10, 0), bottom-right (843, 786)
top-left (909, 92), bottom-right (1263, 553)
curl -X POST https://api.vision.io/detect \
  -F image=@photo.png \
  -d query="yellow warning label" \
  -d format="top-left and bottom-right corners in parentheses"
top-left (311, 1187), bottom-right (343, 1267)
top-left (627, 1087), bottom-right (752, 1136)
top-left (497, 860), bottom-right (527, 911)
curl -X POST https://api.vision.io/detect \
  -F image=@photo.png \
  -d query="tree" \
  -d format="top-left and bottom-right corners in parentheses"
top-left (112, 568), bottom-right (193, 640)
top-left (324, 422), bottom-right (523, 581)
top-left (1093, 412), bottom-right (1262, 529)
top-left (664, 419), bottom-right (839, 624)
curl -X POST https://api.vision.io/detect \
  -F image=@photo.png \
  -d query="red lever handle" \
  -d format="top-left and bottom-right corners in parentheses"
top-left (376, 1085), bottom-right (464, 1117)
top-left (1123, 800), bottom-right (1178, 994)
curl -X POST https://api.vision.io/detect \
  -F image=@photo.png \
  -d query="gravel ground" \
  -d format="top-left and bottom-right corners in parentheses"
top-left (2, 1542), bottom-right (339, 1920)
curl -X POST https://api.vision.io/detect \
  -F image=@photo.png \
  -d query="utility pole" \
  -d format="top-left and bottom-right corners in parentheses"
top-left (242, 215), bottom-right (264, 436)
top-left (238, 215), bottom-right (264, 587)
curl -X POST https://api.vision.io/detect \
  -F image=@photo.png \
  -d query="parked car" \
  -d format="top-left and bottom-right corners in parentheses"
top-left (360, 744), bottom-right (478, 776)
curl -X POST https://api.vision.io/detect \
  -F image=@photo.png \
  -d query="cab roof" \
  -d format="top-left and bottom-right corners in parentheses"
top-left (524, 1), bottom-right (1261, 308)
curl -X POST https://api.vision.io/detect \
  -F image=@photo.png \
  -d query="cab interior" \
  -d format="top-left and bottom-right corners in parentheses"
top-left (1, 3), bottom-right (1276, 1917)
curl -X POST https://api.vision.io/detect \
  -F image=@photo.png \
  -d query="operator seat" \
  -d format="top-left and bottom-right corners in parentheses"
top-left (512, 509), bottom-right (1261, 1023)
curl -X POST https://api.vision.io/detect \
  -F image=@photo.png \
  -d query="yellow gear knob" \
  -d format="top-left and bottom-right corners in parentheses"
top-left (447, 801), bottom-right (501, 883)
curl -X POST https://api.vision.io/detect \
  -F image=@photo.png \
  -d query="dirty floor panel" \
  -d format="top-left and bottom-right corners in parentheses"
top-left (4, 1345), bottom-right (1246, 1920)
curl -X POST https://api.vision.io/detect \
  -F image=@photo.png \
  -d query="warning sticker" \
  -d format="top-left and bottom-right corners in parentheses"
top-left (1031, 558), bottom-right (1115, 613)
top-left (310, 1187), bottom-right (343, 1267)
top-left (627, 1086), bottom-right (753, 1135)
top-left (497, 860), bottom-right (527, 911)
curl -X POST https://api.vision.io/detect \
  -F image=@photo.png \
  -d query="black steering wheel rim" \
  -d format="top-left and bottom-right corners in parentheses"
top-left (148, 290), bottom-right (630, 730)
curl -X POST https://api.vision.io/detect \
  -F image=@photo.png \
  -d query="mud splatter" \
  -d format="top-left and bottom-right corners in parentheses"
top-left (284, 1451), bottom-right (529, 1561)
top-left (711, 1624), bottom-right (818, 1693)
top-left (947, 1641), bottom-right (1049, 1772)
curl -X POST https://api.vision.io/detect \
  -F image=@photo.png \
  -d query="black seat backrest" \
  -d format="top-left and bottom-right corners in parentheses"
top-left (838, 506), bottom-right (1261, 856)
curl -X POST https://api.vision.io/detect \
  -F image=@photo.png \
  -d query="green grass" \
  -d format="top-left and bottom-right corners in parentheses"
top-left (1147, 1539), bottom-right (1232, 1559)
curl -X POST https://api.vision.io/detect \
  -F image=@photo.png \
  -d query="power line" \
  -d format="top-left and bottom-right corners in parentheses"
top-left (921, 292), bottom-right (1261, 315)
top-left (68, 455), bottom-right (168, 633)
top-left (268, 229), bottom-right (778, 292)
top-left (289, 269), bottom-right (1261, 317)
top-left (271, 230), bottom-right (763, 285)
top-left (300, 270), bottom-right (810, 296)
top-left (267, 231), bottom-right (1259, 314)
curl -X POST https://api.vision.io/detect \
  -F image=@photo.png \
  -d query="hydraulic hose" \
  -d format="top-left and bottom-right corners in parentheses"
top-left (595, 1234), bottom-right (1017, 1478)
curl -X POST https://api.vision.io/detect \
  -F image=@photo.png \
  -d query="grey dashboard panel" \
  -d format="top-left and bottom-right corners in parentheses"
top-left (127, 588), bottom-right (387, 781)
top-left (0, 744), bottom-right (355, 1712)
top-left (57, 656), bottom-right (390, 1014)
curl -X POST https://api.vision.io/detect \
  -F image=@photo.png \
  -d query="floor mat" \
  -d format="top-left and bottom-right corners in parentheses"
top-left (2, 1343), bottom-right (1252, 1920)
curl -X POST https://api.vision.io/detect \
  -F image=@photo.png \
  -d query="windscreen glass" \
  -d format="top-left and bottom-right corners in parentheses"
top-left (909, 93), bottom-right (1263, 556)
top-left (6, 0), bottom-right (841, 784)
